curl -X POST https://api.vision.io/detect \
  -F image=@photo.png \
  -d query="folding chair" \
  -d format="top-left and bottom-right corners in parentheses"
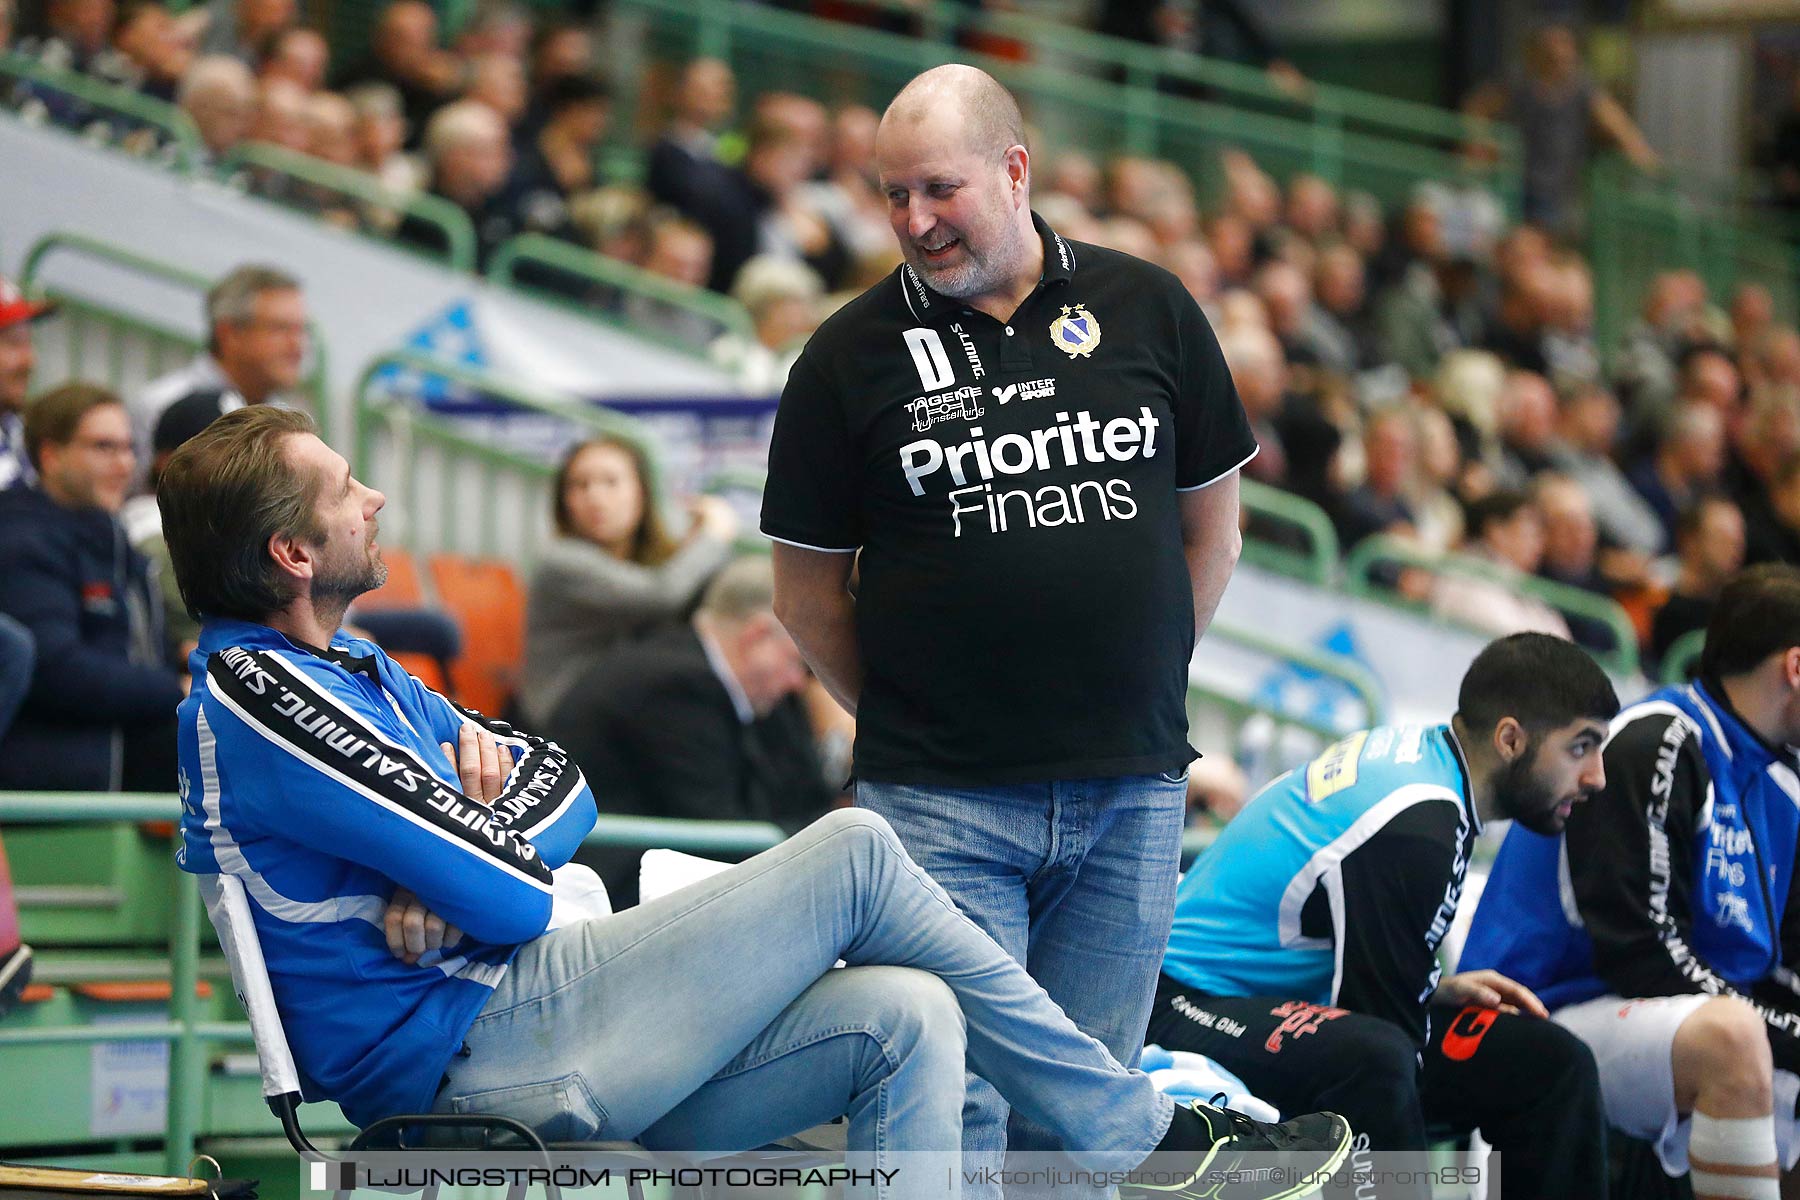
top-left (197, 872), bottom-right (654, 1199)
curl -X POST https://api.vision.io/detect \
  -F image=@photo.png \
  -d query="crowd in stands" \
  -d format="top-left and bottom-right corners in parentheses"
top-left (5, 0), bottom-right (1800, 810)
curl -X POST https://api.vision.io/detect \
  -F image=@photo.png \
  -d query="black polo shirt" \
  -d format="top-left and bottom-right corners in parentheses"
top-left (761, 214), bottom-right (1258, 786)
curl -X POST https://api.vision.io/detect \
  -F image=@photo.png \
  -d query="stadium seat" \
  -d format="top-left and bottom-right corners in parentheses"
top-left (427, 555), bottom-right (526, 719)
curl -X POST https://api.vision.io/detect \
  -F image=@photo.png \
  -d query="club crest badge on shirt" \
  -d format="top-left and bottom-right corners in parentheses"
top-left (1049, 304), bottom-right (1101, 358)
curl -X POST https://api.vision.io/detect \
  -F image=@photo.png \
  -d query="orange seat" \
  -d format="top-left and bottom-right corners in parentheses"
top-left (72, 980), bottom-right (213, 1002)
top-left (427, 554), bottom-right (526, 718)
top-left (358, 546), bottom-right (426, 610)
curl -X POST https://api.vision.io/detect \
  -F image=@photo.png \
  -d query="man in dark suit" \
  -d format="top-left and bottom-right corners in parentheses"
top-left (546, 555), bottom-right (839, 906)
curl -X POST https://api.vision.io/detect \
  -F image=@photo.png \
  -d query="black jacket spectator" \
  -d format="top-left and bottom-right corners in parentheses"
top-left (546, 624), bottom-right (835, 906)
top-left (0, 486), bottom-right (181, 790)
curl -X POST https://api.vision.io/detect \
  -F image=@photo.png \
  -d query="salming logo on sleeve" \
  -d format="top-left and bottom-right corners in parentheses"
top-left (207, 646), bottom-right (553, 885)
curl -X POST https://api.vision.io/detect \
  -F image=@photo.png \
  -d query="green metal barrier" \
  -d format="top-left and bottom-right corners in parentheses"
top-left (822, 0), bottom-right (1517, 175)
top-left (1239, 478), bottom-right (1340, 587)
top-left (221, 141), bottom-right (479, 274)
top-left (353, 350), bottom-right (659, 566)
top-left (1588, 155), bottom-right (1800, 367)
top-left (614, 0), bottom-right (1513, 212)
top-left (19, 230), bottom-right (335, 447)
top-left (1343, 533), bottom-right (1640, 678)
top-left (0, 49), bottom-right (203, 173)
top-left (488, 232), bottom-right (757, 356)
top-left (1661, 627), bottom-right (1707, 685)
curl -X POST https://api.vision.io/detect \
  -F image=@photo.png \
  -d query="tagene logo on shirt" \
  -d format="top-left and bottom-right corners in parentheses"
top-left (898, 407), bottom-right (1160, 536)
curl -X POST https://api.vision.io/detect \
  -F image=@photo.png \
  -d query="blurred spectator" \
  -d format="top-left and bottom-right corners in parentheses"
top-left (1648, 495), bottom-right (1745, 673)
top-left (250, 75), bottom-right (308, 153)
top-left (256, 25), bottom-right (325, 93)
top-left (1762, 451), bottom-right (1800, 566)
top-left (110, 0), bottom-right (192, 102)
top-left (801, 103), bottom-right (890, 264)
top-left (1097, 0), bottom-right (1306, 96)
top-left (503, 73), bottom-right (609, 241)
top-left (1540, 257), bottom-right (1599, 389)
top-left (1284, 174), bottom-right (1338, 244)
top-left (1462, 21), bottom-right (1659, 233)
top-left (465, 51), bottom-right (525, 129)
top-left (1480, 258), bottom-right (1552, 375)
top-left (1186, 756), bottom-right (1251, 826)
top-left (17, 0), bottom-right (114, 73)
top-left (200, 0), bottom-right (292, 64)
top-left (545, 556), bottom-right (834, 908)
top-left (1253, 260), bottom-right (1312, 367)
top-left (1342, 191), bottom-right (1385, 261)
top-left (1046, 150), bottom-right (1103, 214)
top-left (0, 277), bottom-right (54, 491)
top-left (0, 0), bottom-right (14, 50)
top-left (710, 255), bottom-right (824, 394)
top-left (1414, 154), bottom-right (1506, 263)
top-left (1303, 244), bottom-right (1374, 375)
top-left (647, 57), bottom-right (739, 286)
top-left (1613, 269), bottom-right (1707, 430)
top-left (453, 0), bottom-right (529, 62)
top-left (301, 90), bottom-right (357, 167)
top-left (700, 112), bottom-right (848, 295)
top-left (131, 263), bottom-right (306, 478)
top-left (1369, 195), bottom-right (1442, 293)
top-left (1375, 251), bottom-right (1482, 382)
top-left (1679, 344), bottom-right (1743, 416)
top-left (396, 99), bottom-right (518, 267)
top-left (1160, 238), bottom-right (1219, 312)
top-left (1731, 283), bottom-right (1774, 357)
top-left (0, 384), bottom-right (182, 791)
top-left (344, 80), bottom-right (421, 197)
top-left (620, 211), bottom-right (718, 348)
top-left (1531, 473), bottom-right (1617, 652)
top-left (1335, 406), bottom-right (1416, 549)
top-left (338, 0), bottom-right (462, 148)
top-left (1219, 324), bottom-right (1288, 487)
top-left (178, 54), bottom-right (255, 162)
top-left (1491, 368), bottom-right (1558, 488)
top-left (1409, 405), bottom-right (1466, 553)
top-left (1728, 389), bottom-right (1800, 565)
top-left (519, 434), bottom-right (738, 728)
top-left (1431, 489), bottom-right (1571, 639)
top-left (1757, 327), bottom-right (1800, 393)
top-left (1549, 382), bottom-right (1663, 554)
top-left (1627, 402), bottom-right (1727, 551)
top-left (512, 19), bottom-right (589, 142)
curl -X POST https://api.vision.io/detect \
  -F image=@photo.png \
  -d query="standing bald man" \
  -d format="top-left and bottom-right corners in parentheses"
top-left (763, 66), bottom-right (1257, 1188)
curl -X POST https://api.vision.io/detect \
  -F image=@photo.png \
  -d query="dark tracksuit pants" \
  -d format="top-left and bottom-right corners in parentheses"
top-left (1144, 975), bottom-right (1608, 1199)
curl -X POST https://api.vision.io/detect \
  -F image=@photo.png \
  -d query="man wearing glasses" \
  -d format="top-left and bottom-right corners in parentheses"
top-left (0, 382), bottom-right (183, 790)
top-left (130, 263), bottom-right (310, 489)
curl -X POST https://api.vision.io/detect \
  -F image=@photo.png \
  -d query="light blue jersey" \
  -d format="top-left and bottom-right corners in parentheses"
top-left (1164, 725), bottom-right (1480, 1044)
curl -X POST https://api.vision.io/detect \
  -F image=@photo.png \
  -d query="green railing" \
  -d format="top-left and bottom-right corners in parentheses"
top-left (488, 232), bottom-right (757, 357)
top-left (614, 0), bottom-right (1513, 212)
top-left (19, 231), bottom-right (334, 447)
top-left (826, 0), bottom-right (1513, 167)
top-left (1343, 534), bottom-right (1640, 678)
top-left (1660, 627), bottom-right (1707, 685)
top-left (1589, 155), bottom-right (1800, 367)
top-left (0, 49), bottom-right (203, 172)
top-left (353, 350), bottom-right (658, 566)
top-left (1239, 478), bottom-right (1340, 587)
top-left (220, 141), bottom-right (479, 274)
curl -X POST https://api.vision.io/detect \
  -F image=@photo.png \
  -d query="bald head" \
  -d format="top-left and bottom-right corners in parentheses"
top-left (881, 64), bottom-right (1023, 160)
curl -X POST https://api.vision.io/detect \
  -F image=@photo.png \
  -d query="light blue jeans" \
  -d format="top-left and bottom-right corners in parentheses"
top-left (434, 809), bottom-right (1172, 1198)
top-left (858, 775), bottom-right (1189, 1199)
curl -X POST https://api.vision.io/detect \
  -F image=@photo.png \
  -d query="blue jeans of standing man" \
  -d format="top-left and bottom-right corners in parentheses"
top-left (434, 809), bottom-right (1173, 1199)
top-left (858, 775), bottom-right (1189, 1198)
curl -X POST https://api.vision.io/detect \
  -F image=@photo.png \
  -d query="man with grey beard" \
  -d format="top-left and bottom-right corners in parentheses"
top-left (763, 64), bottom-right (1259, 1194)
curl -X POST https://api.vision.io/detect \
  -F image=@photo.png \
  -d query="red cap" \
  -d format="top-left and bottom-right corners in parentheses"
top-left (0, 276), bottom-right (55, 331)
